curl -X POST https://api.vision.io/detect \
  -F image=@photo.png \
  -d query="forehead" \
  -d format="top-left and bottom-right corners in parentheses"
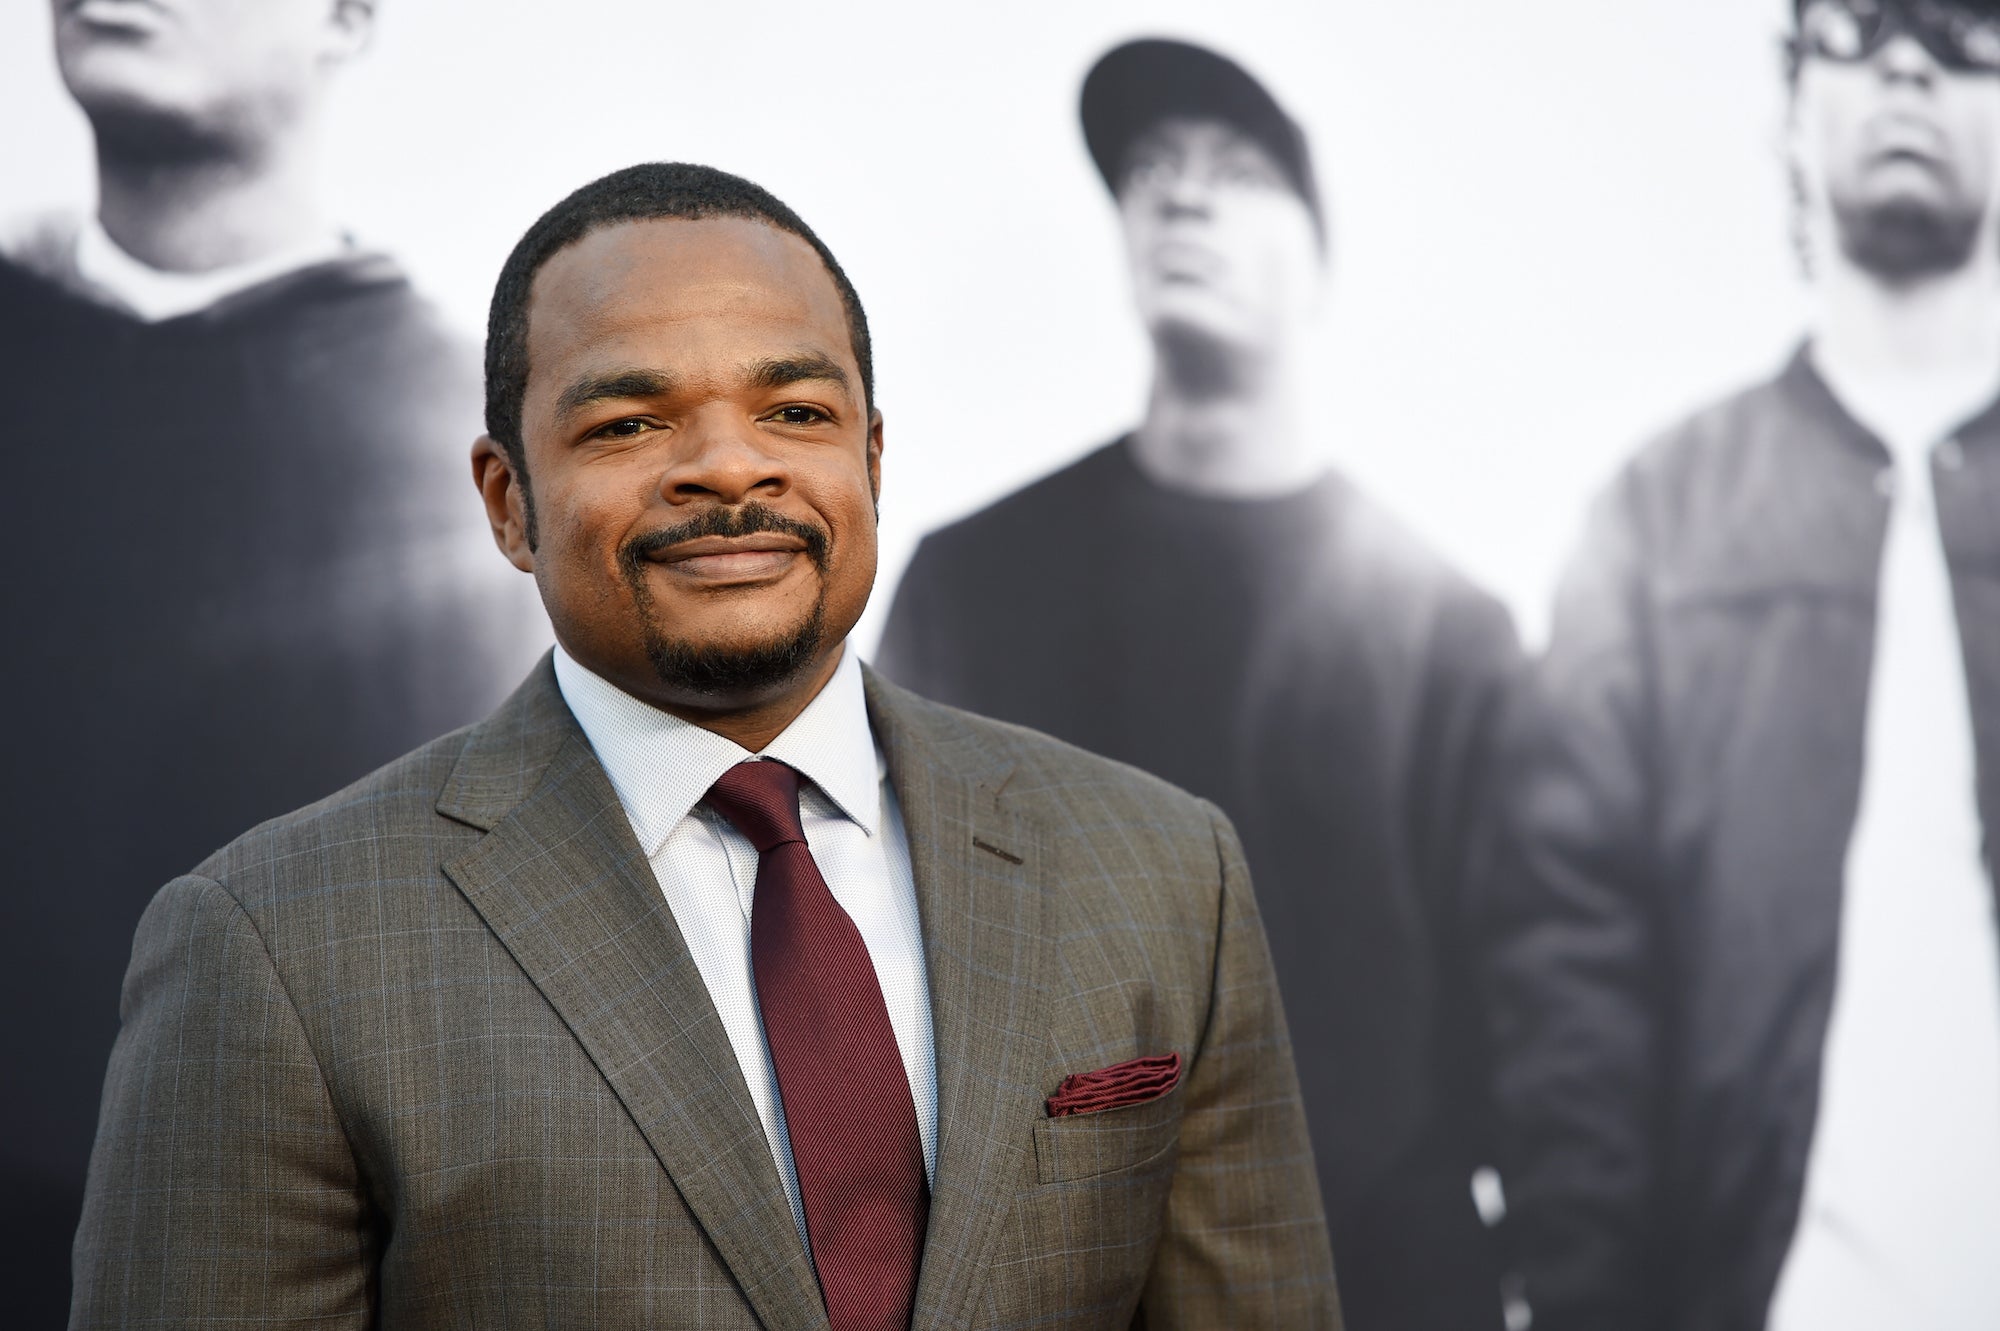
top-left (524, 216), bottom-right (853, 382)
top-left (1127, 115), bottom-right (1273, 163)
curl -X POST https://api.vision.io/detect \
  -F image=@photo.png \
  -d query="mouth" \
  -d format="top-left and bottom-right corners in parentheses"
top-left (646, 533), bottom-right (810, 585)
top-left (1865, 112), bottom-right (1948, 158)
top-left (1152, 240), bottom-right (1225, 286)
top-left (63, 0), bottom-right (169, 33)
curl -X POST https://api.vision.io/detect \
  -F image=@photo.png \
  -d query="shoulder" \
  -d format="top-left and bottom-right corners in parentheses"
top-left (1600, 366), bottom-right (1805, 540)
top-left (243, 252), bottom-right (469, 351)
top-left (1327, 474), bottom-right (1509, 623)
top-left (0, 210), bottom-right (80, 286)
top-left (905, 441), bottom-right (1127, 569)
top-left (0, 238), bottom-right (115, 331)
top-left (1270, 474), bottom-right (1518, 687)
top-left (188, 723), bottom-right (482, 918)
top-left (867, 669), bottom-right (1223, 846)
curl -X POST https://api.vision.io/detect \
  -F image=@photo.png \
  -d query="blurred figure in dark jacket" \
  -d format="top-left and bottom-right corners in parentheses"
top-left (1481, 3), bottom-right (2000, 1328)
top-left (877, 38), bottom-right (1519, 1331)
top-left (0, 2), bottom-right (539, 1321)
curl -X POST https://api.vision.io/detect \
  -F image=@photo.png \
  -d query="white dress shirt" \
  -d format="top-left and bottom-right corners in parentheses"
top-left (1770, 371), bottom-right (2000, 1330)
top-left (553, 645), bottom-right (937, 1247)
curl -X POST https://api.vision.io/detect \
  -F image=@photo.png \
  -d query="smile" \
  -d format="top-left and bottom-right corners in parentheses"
top-left (648, 534), bottom-right (810, 585)
top-left (65, 0), bottom-right (168, 19)
top-left (62, 0), bottom-right (170, 37)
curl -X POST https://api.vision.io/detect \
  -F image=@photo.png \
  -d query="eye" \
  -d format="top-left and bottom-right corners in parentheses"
top-left (770, 405), bottom-right (828, 425)
top-left (590, 416), bottom-right (654, 439)
top-left (1804, 2), bottom-right (1867, 59)
top-left (1961, 19), bottom-right (2000, 71)
top-left (1218, 156), bottom-right (1282, 190)
top-left (1121, 147), bottom-right (1175, 192)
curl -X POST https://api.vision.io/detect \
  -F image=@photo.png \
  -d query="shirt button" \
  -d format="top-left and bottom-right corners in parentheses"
top-left (1937, 437), bottom-right (1966, 471)
top-left (1875, 467), bottom-right (1897, 498)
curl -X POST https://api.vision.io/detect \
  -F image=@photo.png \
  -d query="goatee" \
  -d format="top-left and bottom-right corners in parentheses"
top-left (619, 503), bottom-right (831, 698)
top-left (1834, 191), bottom-right (1982, 284)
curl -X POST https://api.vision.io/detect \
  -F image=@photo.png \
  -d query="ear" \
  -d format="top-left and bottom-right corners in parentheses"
top-left (472, 435), bottom-right (536, 573)
top-left (324, 0), bottom-right (376, 63)
top-left (866, 408), bottom-right (885, 505)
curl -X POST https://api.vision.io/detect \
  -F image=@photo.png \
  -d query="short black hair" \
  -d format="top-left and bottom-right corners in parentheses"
top-left (483, 162), bottom-right (874, 471)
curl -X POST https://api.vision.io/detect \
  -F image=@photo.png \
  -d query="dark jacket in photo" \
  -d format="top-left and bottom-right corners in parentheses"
top-left (1479, 347), bottom-right (2000, 1331)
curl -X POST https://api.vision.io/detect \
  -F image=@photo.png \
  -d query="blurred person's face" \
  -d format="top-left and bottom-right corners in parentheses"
top-left (474, 217), bottom-right (883, 717)
top-left (52, 0), bottom-right (371, 151)
top-left (1116, 117), bottom-right (1321, 379)
top-left (1793, 0), bottom-right (2000, 281)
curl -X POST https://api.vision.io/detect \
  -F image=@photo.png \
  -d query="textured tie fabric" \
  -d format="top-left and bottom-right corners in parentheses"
top-left (703, 760), bottom-right (929, 1331)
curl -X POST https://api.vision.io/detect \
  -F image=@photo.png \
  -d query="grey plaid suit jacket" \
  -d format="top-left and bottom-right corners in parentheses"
top-left (71, 657), bottom-right (1340, 1328)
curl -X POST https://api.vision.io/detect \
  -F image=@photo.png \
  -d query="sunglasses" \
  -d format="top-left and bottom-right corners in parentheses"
top-left (1800, 0), bottom-right (2000, 74)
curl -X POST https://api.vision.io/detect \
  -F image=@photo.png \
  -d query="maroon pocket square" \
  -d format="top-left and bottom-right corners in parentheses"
top-left (1044, 1052), bottom-right (1182, 1117)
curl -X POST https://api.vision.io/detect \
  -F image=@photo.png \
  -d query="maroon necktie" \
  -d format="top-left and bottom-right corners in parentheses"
top-left (703, 760), bottom-right (928, 1331)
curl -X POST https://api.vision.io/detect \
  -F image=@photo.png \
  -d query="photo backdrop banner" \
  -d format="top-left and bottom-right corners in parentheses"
top-left (19, 5), bottom-right (1979, 1331)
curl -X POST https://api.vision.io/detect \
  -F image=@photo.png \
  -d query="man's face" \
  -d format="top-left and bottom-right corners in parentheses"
top-left (51, 0), bottom-right (367, 146)
top-left (1116, 116), bottom-right (1321, 365)
top-left (489, 216), bottom-right (882, 715)
top-left (1793, 0), bottom-right (2000, 281)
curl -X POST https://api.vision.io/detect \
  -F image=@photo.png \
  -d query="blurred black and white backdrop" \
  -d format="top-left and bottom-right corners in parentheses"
top-left (13, 2), bottom-right (2000, 1329)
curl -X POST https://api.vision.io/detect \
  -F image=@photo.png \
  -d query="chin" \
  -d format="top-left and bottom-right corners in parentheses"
top-left (1147, 286), bottom-right (1248, 339)
top-left (1151, 314), bottom-right (1262, 398)
top-left (66, 74), bottom-right (222, 154)
top-left (1834, 190), bottom-right (1983, 282)
top-left (641, 604), bottom-right (828, 702)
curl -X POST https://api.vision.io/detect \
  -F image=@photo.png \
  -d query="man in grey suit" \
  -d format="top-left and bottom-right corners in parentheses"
top-left (70, 162), bottom-right (1340, 1329)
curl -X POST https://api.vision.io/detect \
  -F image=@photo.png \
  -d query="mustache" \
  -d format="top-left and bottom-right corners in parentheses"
top-left (619, 503), bottom-right (831, 572)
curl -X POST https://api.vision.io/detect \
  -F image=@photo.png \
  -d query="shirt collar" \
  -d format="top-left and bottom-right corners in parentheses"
top-left (72, 213), bottom-right (350, 323)
top-left (552, 643), bottom-right (882, 856)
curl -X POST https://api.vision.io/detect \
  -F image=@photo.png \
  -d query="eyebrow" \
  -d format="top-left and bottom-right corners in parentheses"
top-left (551, 354), bottom-right (853, 422)
top-left (747, 353), bottom-right (852, 396)
top-left (553, 368), bottom-right (675, 420)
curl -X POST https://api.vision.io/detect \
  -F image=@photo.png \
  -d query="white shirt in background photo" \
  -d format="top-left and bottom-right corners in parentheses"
top-left (1770, 358), bottom-right (2000, 1331)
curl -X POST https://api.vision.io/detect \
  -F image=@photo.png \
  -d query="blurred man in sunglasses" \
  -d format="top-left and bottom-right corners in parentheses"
top-left (1482, 2), bottom-right (2000, 1328)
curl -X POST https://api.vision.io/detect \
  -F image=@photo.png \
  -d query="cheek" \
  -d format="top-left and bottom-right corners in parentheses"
top-left (1233, 217), bottom-right (1314, 319)
top-left (1790, 80), bottom-right (1853, 190)
top-left (816, 472), bottom-right (882, 586)
top-left (207, 6), bottom-right (324, 103)
top-left (533, 478), bottom-right (638, 597)
top-left (1955, 101), bottom-right (2000, 200)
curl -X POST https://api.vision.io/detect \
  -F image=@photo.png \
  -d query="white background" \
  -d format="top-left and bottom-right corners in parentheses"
top-left (0, 0), bottom-right (1807, 652)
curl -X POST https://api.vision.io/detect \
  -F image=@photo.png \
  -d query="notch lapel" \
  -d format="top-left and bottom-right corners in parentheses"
top-left (438, 663), bottom-right (828, 1331)
top-left (866, 672), bottom-right (1050, 1329)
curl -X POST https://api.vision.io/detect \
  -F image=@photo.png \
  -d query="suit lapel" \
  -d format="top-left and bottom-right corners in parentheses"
top-left (438, 661), bottom-right (827, 1331)
top-left (866, 672), bottom-right (1049, 1329)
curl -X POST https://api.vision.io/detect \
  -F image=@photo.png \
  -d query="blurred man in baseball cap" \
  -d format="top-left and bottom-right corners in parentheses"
top-left (880, 37), bottom-right (1519, 1331)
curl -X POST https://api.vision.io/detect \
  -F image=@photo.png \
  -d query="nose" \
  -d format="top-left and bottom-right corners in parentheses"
top-left (1157, 168), bottom-right (1213, 219)
top-left (1874, 30), bottom-right (1942, 86)
top-left (657, 406), bottom-right (789, 506)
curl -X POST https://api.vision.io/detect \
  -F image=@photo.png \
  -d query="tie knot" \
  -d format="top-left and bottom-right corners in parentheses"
top-left (703, 760), bottom-right (807, 853)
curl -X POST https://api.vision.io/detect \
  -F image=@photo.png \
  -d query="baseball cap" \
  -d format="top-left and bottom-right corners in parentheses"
top-left (1080, 38), bottom-right (1325, 244)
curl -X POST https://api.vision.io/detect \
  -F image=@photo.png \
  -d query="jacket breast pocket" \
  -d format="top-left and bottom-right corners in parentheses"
top-left (1032, 1082), bottom-right (1184, 1184)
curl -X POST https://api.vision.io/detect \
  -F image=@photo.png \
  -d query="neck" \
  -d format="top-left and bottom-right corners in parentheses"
top-left (1814, 243), bottom-right (2000, 378)
top-left (1811, 245), bottom-right (2000, 451)
top-left (1130, 340), bottom-right (1320, 497)
top-left (93, 121), bottom-right (328, 273)
top-left (661, 646), bottom-right (846, 753)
